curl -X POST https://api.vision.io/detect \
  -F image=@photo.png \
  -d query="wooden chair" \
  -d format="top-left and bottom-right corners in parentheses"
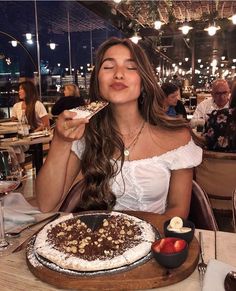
top-left (233, 188), bottom-right (236, 232)
top-left (188, 180), bottom-right (218, 231)
top-left (195, 150), bottom-right (236, 214)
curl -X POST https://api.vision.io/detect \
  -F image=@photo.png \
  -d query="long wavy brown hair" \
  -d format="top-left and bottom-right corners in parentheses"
top-left (78, 37), bottom-right (190, 211)
top-left (18, 81), bottom-right (39, 130)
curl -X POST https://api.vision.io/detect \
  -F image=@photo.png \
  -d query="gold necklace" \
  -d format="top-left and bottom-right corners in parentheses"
top-left (123, 121), bottom-right (145, 157)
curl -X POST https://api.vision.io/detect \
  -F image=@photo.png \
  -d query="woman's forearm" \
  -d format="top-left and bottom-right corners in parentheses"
top-left (164, 205), bottom-right (190, 219)
top-left (36, 110), bottom-right (88, 212)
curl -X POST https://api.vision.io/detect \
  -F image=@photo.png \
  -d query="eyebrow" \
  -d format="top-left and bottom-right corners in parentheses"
top-left (101, 58), bottom-right (136, 64)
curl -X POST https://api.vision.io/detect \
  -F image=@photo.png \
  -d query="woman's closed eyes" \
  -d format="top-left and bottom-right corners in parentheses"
top-left (101, 59), bottom-right (138, 71)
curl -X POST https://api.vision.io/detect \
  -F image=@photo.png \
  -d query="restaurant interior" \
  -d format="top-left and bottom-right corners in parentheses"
top-left (0, 1), bottom-right (236, 290)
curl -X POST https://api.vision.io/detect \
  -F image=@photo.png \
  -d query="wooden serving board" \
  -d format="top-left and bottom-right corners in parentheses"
top-left (26, 211), bottom-right (199, 290)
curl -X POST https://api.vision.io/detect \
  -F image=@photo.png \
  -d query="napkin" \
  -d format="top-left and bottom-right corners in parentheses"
top-left (203, 259), bottom-right (236, 291)
top-left (2, 192), bottom-right (41, 231)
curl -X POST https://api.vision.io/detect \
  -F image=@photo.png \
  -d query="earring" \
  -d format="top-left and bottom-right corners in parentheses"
top-left (139, 90), bottom-right (146, 104)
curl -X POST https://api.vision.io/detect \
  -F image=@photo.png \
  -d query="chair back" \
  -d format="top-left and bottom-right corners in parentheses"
top-left (233, 188), bottom-right (236, 232)
top-left (195, 150), bottom-right (236, 212)
top-left (188, 180), bottom-right (218, 231)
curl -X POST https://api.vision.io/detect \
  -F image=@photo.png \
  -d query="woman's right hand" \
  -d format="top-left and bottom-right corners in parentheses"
top-left (55, 110), bottom-right (89, 142)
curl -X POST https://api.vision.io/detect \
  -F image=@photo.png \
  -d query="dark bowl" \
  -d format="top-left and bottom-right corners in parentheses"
top-left (151, 238), bottom-right (188, 269)
top-left (164, 218), bottom-right (195, 243)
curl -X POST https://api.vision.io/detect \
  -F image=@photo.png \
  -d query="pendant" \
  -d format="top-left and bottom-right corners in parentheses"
top-left (124, 149), bottom-right (130, 156)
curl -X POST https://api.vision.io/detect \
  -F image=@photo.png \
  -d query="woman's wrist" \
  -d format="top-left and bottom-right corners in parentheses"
top-left (52, 130), bottom-right (73, 147)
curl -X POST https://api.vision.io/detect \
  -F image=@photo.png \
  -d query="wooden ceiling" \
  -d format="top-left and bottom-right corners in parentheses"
top-left (80, 1), bottom-right (236, 68)
top-left (1, 1), bottom-right (236, 74)
top-left (107, 1), bottom-right (236, 27)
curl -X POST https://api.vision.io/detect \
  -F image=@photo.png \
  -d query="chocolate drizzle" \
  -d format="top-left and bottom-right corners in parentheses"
top-left (47, 214), bottom-right (142, 261)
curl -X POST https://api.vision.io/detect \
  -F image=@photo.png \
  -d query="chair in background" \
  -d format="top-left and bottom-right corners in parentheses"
top-left (188, 180), bottom-right (219, 231)
top-left (233, 189), bottom-right (236, 232)
top-left (195, 150), bottom-right (236, 214)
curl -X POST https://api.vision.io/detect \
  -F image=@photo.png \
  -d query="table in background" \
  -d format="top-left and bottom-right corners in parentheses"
top-left (0, 121), bottom-right (18, 136)
top-left (0, 212), bottom-right (235, 291)
top-left (0, 134), bottom-right (53, 174)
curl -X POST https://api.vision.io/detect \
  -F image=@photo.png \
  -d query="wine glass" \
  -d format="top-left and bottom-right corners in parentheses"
top-left (0, 147), bottom-right (22, 254)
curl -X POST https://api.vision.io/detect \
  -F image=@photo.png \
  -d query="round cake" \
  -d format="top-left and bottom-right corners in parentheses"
top-left (34, 212), bottom-right (156, 272)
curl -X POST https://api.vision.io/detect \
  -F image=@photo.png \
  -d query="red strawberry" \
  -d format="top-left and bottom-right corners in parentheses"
top-left (152, 240), bottom-right (162, 252)
top-left (161, 242), bottom-right (175, 253)
top-left (162, 237), bottom-right (177, 244)
top-left (174, 239), bottom-right (187, 252)
top-left (152, 238), bottom-right (179, 253)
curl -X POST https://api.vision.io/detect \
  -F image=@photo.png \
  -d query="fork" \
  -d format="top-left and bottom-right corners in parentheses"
top-left (198, 232), bottom-right (207, 288)
top-left (5, 213), bottom-right (59, 238)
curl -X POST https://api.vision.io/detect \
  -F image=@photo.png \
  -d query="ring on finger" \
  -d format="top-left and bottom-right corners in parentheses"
top-left (63, 121), bottom-right (69, 130)
top-left (70, 127), bottom-right (76, 133)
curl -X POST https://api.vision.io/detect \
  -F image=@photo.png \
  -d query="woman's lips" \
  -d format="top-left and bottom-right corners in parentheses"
top-left (110, 83), bottom-right (128, 90)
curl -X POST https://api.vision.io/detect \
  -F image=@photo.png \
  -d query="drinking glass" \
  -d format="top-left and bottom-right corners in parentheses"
top-left (0, 147), bottom-right (22, 254)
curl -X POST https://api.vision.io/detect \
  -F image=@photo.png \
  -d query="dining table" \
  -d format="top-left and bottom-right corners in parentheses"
top-left (0, 131), bottom-right (53, 174)
top-left (0, 121), bottom-right (18, 136)
top-left (0, 211), bottom-right (235, 291)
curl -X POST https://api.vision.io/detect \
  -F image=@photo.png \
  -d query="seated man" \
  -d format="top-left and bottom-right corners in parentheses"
top-left (203, 83), bottom-right (236, 152)
top-left (191, 79), bottom-right (230, 123)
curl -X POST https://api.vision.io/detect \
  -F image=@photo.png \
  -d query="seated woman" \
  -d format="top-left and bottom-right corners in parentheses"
top-left (161, 82), bottom-right (187, 119)
top-left (12, 81), bottom-right (50, 132)
top-left (36, 37), bottom-right (202, 218)
top-left (203, 82), bottom-right (236, 152)
top-left (11, 81), bottom-right (50, 168)
top-left (51, 84), bottom-right (85, 116)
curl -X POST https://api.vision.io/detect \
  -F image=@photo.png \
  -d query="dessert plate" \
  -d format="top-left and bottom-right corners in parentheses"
top-left (27, 211), bottom-right (160, 276)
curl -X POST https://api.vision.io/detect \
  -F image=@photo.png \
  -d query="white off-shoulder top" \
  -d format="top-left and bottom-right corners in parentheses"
top-left (71, 139), bottom-right (202, 214)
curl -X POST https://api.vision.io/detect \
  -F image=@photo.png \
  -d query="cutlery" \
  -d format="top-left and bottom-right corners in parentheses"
top-left (12, 213), bottom-right (60, 253)
top-left (6, 213), bottom-right (59, 238)
top-left (198, 232), bottom-right (207, 289)
top-left (214, 230), bottom-right (217, 260)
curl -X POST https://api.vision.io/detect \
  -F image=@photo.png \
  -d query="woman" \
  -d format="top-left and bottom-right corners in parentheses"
top-left (51, 84), bottom-right (85, 115)
top-left (203, 81), bottom-right (236, 152)
top-left (36, 37), bottom-right (202, 218)
top-left (161, 82), bottom-right (187, 118)
top-left (11, 81), bottom-right (49, 168)
top-left (12, 81), bottom-right (50, 132)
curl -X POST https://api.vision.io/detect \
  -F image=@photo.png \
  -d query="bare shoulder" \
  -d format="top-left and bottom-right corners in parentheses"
top-left (149, 125), bottom-right (191, 153)
top-left (171, 127), bottom-right (191, 145)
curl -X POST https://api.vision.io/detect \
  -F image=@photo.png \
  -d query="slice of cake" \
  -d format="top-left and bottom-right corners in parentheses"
top-left (69, 101), bottom-right (108, 119)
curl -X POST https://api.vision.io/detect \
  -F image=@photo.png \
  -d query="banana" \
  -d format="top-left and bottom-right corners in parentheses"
top-left (180, 227), bottom-right (192, 233)
top-left (169, 216), bottom-right (183, 229)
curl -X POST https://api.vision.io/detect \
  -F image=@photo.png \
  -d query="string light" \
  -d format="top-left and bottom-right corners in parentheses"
top-left (47, 41), bottom-right (58, 50)
top-left (204, 23), bottom-right (220, 36)
top-left (154, 20), bottom-right (163, 30)
top-left (10, 40), bottom-right (17, 47)
top-left (179, 23), bottom-right (193, 35)
top-left (229, 14), bottom-right (236, 24)
top-left (25, 33), bottom-right (32, 40)
top-left (129, 32), bottom-right (142, 44)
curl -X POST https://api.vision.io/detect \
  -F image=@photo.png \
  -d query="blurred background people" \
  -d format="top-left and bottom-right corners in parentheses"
top-left (161, 82), bottom-right (187, 119)
top-left (11, 80), bottom-right (49, 171)
top-left (203, 81), bottom-right (236, 152)
top-left (192, 79), bottom-right (230, 122)
top-left (12, 81), bottom-right (50, 132)
top-left (51, 83), bottom-right (85, 115)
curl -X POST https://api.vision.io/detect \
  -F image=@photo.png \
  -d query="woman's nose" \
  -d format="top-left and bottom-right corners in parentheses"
top-left (114, 67), bottom-right (124, 80)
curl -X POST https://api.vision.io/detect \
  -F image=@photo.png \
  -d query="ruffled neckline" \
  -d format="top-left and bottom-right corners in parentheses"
top-left (115, 138), bottom-right (196, 164)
